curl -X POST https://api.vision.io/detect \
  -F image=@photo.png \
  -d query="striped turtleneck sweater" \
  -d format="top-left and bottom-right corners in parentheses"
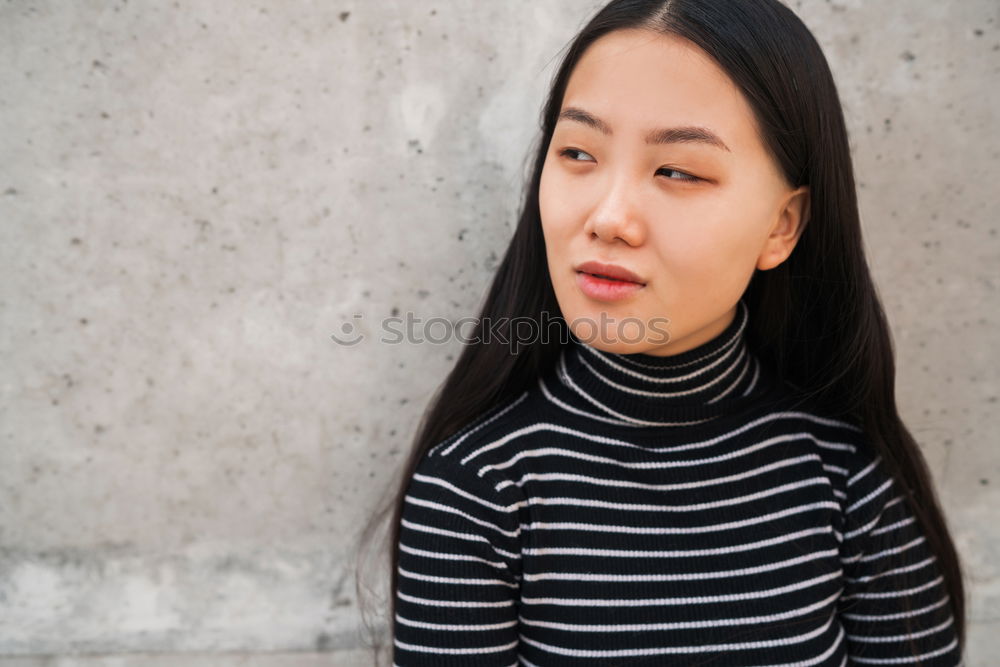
top-left (392, 298), bottom-right (962, 666)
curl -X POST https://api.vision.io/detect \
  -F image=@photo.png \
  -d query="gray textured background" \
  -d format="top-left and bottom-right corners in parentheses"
top-left (1, 0), bottom-right (997, 665)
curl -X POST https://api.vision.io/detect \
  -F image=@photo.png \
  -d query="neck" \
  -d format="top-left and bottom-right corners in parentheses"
top-left (541, 298), bottom-right (775, 427)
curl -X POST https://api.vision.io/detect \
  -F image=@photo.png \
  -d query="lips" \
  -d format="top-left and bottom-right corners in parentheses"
top-left (574, 260), bottom-right (646, 285)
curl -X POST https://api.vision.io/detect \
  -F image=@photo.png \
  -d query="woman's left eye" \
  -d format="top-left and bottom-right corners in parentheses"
top-left (656, 167), bottom-right (701, 183)
top-left (559, 148), bottom-right (700, 183)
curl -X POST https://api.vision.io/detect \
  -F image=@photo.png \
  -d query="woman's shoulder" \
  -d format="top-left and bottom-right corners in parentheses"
top-left (421, 387), bottom-right (542, 480)
top-left (762, 380), bottom-right (877, 466)
top-left (766, 378), bottom-right (863, 434)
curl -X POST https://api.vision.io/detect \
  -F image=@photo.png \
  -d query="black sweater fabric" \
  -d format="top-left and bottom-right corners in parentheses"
top-left (392, 298), bottom-right (962, 666)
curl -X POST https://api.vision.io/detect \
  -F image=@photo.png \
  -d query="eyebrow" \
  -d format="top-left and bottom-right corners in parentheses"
top-left (556, 106), bottom-right (731, 152)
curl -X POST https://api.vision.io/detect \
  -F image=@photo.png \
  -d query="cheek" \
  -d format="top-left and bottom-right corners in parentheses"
top-left (538, 162), bottom-right (556, 237)
top-left (648, 207), bottom-right (765, 282)
top-left (538, 184), bottom-right (565, 284)
top-left (538, 167), bottom-right (577, 251)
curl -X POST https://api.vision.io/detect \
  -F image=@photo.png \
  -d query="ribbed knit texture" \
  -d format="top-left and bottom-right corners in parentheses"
top-left (393, 298), bottom-right (962, 666)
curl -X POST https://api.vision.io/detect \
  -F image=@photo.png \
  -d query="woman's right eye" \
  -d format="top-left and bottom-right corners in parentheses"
top-left (559, 148), bottom-right (593, 162)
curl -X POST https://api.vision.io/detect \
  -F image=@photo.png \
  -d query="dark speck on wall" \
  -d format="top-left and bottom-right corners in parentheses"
top-left (338, 11), bottom-right (349, 22)
top-left (485, 250), bottom-right (499, 270)
top-left (900, 50), bottom-right (916, 61)
top-left (315, 632), bottom-right (334, 651)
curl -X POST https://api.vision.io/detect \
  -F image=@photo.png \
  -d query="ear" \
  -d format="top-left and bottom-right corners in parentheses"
top-left (757, 186), bottom-right (810, 271)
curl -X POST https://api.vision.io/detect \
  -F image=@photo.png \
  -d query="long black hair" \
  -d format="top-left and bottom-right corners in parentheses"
top-left (354, 0), bottom-right (966, 662)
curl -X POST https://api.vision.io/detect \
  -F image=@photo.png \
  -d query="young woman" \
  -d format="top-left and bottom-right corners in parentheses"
top-left (358, 0), bottom-right (966, 664)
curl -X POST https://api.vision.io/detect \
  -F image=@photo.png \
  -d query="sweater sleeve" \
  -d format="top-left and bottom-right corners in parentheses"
top-left (835, 438), bottom-right (962, 665)
top-left (393, 452), bottom-right (523, 666)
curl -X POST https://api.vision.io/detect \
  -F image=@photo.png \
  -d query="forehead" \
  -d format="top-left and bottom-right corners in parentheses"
top-left (560, 29), bottom-right (761, 155)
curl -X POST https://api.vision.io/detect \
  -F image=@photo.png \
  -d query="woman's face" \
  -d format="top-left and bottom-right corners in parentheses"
top-left (539, 28), bottom-right (809, 356)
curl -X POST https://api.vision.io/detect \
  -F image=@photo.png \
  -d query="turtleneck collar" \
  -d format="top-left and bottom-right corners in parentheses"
top-left (539, 298), bottom-right (777, 428)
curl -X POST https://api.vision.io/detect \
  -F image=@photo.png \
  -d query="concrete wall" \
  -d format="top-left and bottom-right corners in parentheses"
top-left (1, 0), bottom-right (996, 664)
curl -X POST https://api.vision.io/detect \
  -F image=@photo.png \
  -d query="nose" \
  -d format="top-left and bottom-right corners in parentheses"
top-left (582, 177), bottom-right (647, 246)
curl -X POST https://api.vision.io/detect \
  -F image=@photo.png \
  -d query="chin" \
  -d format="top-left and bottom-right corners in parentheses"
top-left (559, 294), bottom-right (649, 338)
top-left (565, 317), bottom-right (657, 353)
